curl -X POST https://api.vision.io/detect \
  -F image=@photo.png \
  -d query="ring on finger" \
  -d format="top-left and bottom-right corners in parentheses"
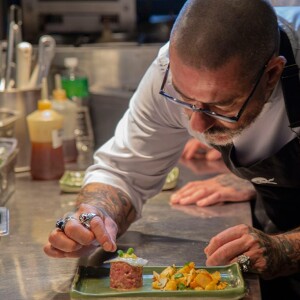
top-left (79, 213), bottom-right (98, 229)
top-left (55, 216), bottom-right (76, 233)
top-left (237, 254), bottom-right (251, 272)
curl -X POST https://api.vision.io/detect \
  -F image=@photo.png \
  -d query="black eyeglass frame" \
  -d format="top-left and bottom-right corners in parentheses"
top-left (159, 56), bottom-right (273, 123)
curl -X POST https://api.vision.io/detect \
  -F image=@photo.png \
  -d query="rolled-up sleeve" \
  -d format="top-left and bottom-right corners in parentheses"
top-left (84, 44), bottom-right (191, 218)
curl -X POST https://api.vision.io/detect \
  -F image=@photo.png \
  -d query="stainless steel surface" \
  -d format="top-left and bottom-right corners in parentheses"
top-left (0, 88), bottom-right (41, 172)
top-left (0, 139), bottom-right (18, 205)
top-left (89, 88), bottom-right (133, 149)
top-left (0, 3), bottom-right (4, 40)
top-left (22, 0), bottom-right (136, 41)
top-left (0, 207), bottom-right (9, 236)
top-left (0, 108), bottom-right (19, 137)
top-left (0, 159), bottom-right (261, 299)
top-left (52, 44), bottom-right (161, 150)
top-left (55, 46), bottom-right (146, 162)
top-left (52, 44), bottom-right (161, 92)
top-left (36, 35), bottom-right (56, 86)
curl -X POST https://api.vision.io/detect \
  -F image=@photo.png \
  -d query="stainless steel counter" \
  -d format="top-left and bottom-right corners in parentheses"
top-left (0, 159), bottom-right (261, 299)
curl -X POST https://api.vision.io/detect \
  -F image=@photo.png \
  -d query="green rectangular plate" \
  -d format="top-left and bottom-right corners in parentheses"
top-left (59, 171), bottom-right (85, 193)
top-left (71, 263), bottom-right (246, 299)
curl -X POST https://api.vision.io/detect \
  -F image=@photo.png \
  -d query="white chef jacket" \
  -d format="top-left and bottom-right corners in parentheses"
top-left (84, 7), bottom-right (300, 218)
top-left (271, 1), bottom-right (300, 6)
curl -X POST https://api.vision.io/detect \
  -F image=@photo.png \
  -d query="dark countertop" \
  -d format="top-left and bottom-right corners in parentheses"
top-left (0, 159), bottom-right (261, 299)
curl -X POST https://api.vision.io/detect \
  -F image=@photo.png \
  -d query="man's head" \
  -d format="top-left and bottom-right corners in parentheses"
top-left (170, 0), bottom-right (279, 80)
top-left (166, 0), bottom-right (286, 145)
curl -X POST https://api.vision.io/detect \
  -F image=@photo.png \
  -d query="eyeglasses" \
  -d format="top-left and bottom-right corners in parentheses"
top-left (159, 59), bottom-right (270, 123)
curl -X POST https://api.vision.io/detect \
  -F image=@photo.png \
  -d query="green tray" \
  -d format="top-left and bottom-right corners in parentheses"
top-left (71, 263), bottom-right (246, 299)
top-left (59, 171), bottom-right (85, 193)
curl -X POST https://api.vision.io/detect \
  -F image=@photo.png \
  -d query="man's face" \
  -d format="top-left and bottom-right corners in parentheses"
top-left (169, 51), bottom-right (268, 146)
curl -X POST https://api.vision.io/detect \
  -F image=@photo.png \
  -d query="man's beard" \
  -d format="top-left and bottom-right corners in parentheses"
top-left (204, 107), bottom-right (262, 146)
top-left (204, 89), bottom-right (270, 146)
top-left (185, 93), bottom-right (267, 146)
top-left (203, 126), bottom-right (243, 146)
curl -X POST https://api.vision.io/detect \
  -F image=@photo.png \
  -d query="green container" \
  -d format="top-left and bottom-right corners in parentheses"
top-left (61, 76), bottom-right (89, 99)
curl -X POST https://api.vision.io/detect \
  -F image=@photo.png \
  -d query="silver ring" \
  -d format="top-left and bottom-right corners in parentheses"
top-left (55, 216), bottom-right (76, 232)
top-left (237, 254), bottom-right (251, 272)
top-left (79, 213), bottom-right (97, 229)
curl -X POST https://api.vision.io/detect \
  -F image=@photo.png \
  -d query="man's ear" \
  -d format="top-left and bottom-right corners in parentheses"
top-left (265, 55), bottom-right (287, 91)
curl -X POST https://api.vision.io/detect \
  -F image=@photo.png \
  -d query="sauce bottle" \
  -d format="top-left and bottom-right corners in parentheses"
top-left (26, 78), bottom-right (64, 180)
top-left (52, 74), bottom-right (78, 163)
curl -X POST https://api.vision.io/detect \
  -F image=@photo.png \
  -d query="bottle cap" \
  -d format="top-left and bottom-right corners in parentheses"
top-left (53, 89), bottom-right (67, 100)
top-left (64, 57), bottom-right (78, 68)
top-left (53, 74), bottom-right (67, 100)
top-left (38, 99), bottom-right (52, 110)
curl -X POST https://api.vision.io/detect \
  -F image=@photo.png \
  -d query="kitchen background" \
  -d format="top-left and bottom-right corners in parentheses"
top-left (0, 0), bottom-right (185, 159)
top-left (1, 2), bottom-right (299, 298)
top-left (0, 0), bottom-right (187, 43)
top-left (0, 0), bottom-right (299, 173)
top-left (1, 1), bottom-right (297, 43)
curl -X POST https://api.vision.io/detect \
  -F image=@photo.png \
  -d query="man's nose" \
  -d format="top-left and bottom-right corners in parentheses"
top-left (189, 111), bottom-right (216, 133)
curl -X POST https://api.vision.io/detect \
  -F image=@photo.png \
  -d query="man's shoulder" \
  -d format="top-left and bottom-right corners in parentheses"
top-left (275, 6), bottom-right (300, 58)
top-left (275, 6), bottom-right (300, 34)
top-left (156, 42), bottom-right (170, 69)
top-left (275, 6), bottom-right (300, 19)
top-left (144, 42), bottom-right (169, 79)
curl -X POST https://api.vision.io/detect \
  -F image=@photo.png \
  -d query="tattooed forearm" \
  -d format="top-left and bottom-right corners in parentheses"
top-left (216, 173), bottom-right (255, 193)
top-left (250, 227), bottom-right (300, 279)
top-left (76, 183), bottom-right (137, 237)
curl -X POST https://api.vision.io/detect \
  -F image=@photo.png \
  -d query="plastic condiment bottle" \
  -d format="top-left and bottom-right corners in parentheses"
top-left (26, 79), bottom-right (65, 180)
top-left (52, 74), bottom-right (78, 163)
top-left (61, 57), bottom-right (89, 106)
top-left (60, 57), bottom-right (94, 169)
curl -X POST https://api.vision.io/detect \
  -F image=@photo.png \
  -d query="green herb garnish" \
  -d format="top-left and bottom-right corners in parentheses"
top-left (178, 283), bottom-right (186, 290)
top-left (126, 247), bottom-right (134, 255)
top-left (174, 273), bottom-right (184, 279)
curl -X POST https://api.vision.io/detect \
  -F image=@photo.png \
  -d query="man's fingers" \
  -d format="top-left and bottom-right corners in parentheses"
top-left (204, 224), bottom-right (250, 256)
top-left (205, 149), bottom-right (222, 161)
top-left (196, 192), bottom-right (223, 207)
top-left (48, 229), bottom-right (83, 253)
top-left (104, 217), bottom-right (118, 251)
top-left (43, 243), bottom-right (67, 258)
top-left (90, 215), bottom-right (117, 252)
top-left (170, 182), bottom-right (205, 204)
top-left (64, 218), bottom-right (95, 245)
top-left (205, 232), bottom-right (253, 266)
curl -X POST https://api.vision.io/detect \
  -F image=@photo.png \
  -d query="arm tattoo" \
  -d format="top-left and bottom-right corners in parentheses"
top-left (76, 183), bottom-right (137, 237)
top-left (216, 173), bottom-right (254, 192)
top-left (250, 227), bottom-right (300, 278)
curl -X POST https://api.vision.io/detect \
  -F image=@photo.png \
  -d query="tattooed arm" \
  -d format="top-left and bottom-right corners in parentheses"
top-left (44, 183), bottom-right (137, 258)
top-left (170, 173), bottom-right (256, 206)
top-left (205, 224), bottom-right (300, 279)
top-left (255, 227), bottom-right (300, 278)
top-left (76, 183), bottom-right (137, 238)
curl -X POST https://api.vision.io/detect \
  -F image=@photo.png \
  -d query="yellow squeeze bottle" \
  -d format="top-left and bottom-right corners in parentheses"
top-left (26, 78), bottom-right (65, 180)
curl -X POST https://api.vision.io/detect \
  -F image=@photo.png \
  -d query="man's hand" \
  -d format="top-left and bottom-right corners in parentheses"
top-left (181, 138), bottom-right (222, 161)
top-left (205, 224), bottom-right (300, 279)
top-left (44, 203), bottom-right (118, 258)
top-left (170, 173), bottom-right (255, 206)
top-left (44, 183), bottom-right (136, 258)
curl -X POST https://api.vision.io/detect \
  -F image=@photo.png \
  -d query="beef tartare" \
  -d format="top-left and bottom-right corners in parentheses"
top-left (105, 248), bottom-right (148, 290)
